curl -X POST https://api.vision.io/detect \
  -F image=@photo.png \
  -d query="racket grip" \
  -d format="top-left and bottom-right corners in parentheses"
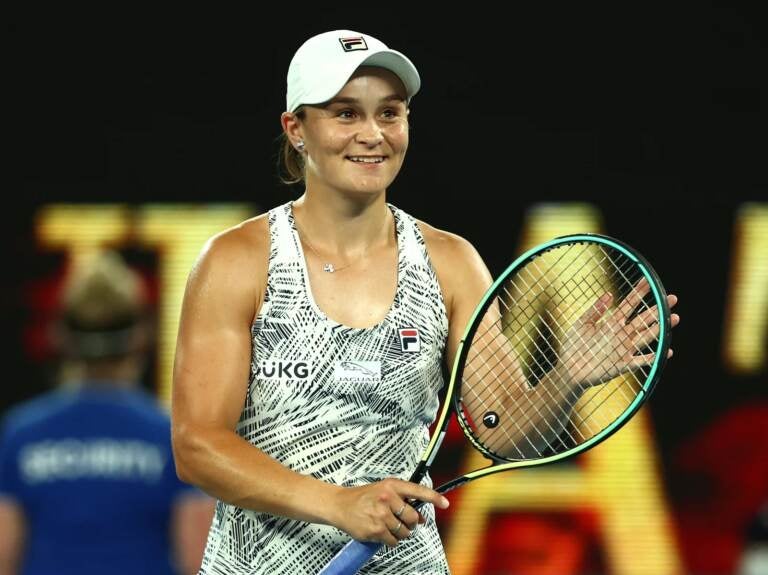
top-left (317, 539), bottom-right (381, 575)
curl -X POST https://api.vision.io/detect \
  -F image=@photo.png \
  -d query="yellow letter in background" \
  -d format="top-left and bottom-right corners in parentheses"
top-left (137, 204), bottom-right (254, 404)
top-left (36, 204), bottom-right (132, 269)
top-left (723, 203), bottom-right (768, 374)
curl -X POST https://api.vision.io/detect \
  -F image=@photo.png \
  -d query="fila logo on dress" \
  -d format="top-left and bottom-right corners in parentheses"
top-left (398, 328), bottom-right (421, 353)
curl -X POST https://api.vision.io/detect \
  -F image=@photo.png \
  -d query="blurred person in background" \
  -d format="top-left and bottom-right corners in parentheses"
top-left (0, 251), bottom-right (213, 575)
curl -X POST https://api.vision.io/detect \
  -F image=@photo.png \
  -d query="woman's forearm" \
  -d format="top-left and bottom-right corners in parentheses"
top-left (172, 424), bottom-right (342, 525)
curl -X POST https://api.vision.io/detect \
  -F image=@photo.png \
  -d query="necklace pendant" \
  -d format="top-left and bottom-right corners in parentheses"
top-left (323, 263), bottom-right (335, 273)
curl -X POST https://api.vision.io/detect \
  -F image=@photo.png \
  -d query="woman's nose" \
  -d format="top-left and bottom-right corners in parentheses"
top-left (356, 118), bottom-right (384, 146)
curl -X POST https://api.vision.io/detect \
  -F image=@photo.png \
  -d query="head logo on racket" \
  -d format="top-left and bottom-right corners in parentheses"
top-left (483, 412), bottom-right (500, 428)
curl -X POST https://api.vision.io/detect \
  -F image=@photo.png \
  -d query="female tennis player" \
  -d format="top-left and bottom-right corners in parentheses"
top-left (170, 29), bottom-right (680, 575)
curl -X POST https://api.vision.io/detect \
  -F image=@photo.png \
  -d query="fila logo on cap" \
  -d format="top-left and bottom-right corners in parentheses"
top-left (339, 36), bottom-right (368, 52)
top-left (399, 328), bottom-right (420, 353)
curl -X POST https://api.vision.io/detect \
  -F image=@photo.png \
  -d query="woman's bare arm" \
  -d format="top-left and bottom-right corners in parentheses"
top-left (171, 219), bottom-right (447, 547)
top-left (171, 219), bottom-right (342, 522)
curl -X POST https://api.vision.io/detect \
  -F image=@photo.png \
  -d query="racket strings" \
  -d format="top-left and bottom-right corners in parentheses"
top-left (517, 249), bottom-right (653, 388)
top-left (529, 249), bottom-right (655, 392)
top-left (483, 305), bottom-right (588, 450)
top-left (513, 244), bottom-right (657, 385)
top-left (461, 338), bottom-right (551, 457)
top-left (459, 243), bottom-right (663, 460)
top-left (463, 296), bottom-right (585, 456)
top-left (463, 299), bottom-right (593, 454)
top-left (466, 311), bottom-right (591, 457)
top-left (465, 315), bottom-right (638, 457)
top-left (486, 247), bottom-right (643, 411)
top-left (462, 316), bottom-right (585, 458)
top-left (519, 254), bottom-right (655, 440)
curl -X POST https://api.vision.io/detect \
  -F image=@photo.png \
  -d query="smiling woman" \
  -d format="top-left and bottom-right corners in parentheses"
top-left (166, 29), bottom-right (675, 575)
top-left (282, 67), bottom-right (411, 200)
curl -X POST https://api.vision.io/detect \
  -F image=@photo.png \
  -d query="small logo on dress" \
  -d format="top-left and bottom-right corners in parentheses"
top-left (334, 361), bottom-right (381, 384)
top-left (398, 328), bottom-right (420, 353)
top-left (339, 361), bottom-right (376, 377)
top-left (339, 36), bottom-right (368, 52)
top-left (254, 359), bottom-right (312, 381)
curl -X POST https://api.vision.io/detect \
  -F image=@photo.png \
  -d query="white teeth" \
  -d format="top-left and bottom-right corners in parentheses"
top-left (348, 156), bottom-right (385, 163)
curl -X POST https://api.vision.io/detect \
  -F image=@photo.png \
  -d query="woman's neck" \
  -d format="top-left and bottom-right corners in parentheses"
top-left (291, 190), bottom-right (393, 256)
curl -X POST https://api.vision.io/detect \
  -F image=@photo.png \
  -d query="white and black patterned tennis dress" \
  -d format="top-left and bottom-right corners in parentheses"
top-left (199, 201), bottom-right (451, 575)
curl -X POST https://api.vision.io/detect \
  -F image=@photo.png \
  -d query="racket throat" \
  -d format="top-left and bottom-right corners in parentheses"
top-left (436, 475), bottom-right (470, 495)
top-left (408, 461), bottom-right (429, 484)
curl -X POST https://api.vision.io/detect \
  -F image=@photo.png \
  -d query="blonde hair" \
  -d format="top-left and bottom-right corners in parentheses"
top-left (62, 251), bottom-right (145, 330)
top-left (57, 251), bottom-right (150, 360)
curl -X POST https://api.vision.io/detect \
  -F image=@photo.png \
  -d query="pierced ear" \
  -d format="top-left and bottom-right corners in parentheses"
top-left (280, 111), bottom-right (304, 142)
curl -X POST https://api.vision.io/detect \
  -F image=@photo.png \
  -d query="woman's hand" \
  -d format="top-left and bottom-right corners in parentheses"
top-left (329, 479), bottom-right (449, 547)
top-left (560, 278), bottom-right (680, 388)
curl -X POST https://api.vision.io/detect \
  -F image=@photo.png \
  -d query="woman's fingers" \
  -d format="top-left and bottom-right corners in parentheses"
top-left (617, 278), bottom-right (650, 320)
top-left (334, 478), bottom-right (448, 547)
top-left (668, 294), bottom-right (678, 309)
top-left (391, 480), bottom-right (449, 511)
top-left (580, 292), bottom-right (614, 327)
top-left (391, 500), bottom-right (420, 532)
top-left (386, 517), bottom-right (412, 543)
top-left (632, 322), bottom-right (661, 350)
top-left (626, 294), bottom-right (679, 344)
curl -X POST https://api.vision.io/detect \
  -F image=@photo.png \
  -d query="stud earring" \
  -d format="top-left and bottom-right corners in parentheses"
top-left (295, 140), bottom-right (305, 152)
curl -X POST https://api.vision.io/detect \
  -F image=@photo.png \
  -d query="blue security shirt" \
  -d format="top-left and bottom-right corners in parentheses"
top-left (0, 385), bottom-right (198, 575)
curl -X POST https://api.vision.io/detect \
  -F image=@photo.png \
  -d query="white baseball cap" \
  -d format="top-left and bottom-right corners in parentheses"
top-left (286, 30), bottom-right (421, 113)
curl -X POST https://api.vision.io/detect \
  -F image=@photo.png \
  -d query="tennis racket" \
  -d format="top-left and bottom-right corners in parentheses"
top-left (319, 233), bottom-right (673, 575)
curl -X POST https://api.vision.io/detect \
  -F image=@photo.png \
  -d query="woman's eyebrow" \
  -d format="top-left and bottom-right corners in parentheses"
top-left (327, 94), bottom-right (406, 105)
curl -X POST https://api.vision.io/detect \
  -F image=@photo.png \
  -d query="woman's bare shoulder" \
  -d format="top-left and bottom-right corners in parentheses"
top-left (414, 219), bottom-right (494, 333)
top-left (415, 219), bottom-right (484, 266)
top-left (189, 212), bottom-right (271, 292)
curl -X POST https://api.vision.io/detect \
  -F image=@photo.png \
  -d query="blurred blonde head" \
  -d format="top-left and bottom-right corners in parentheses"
top-left (57, 251), bottom-right (149, 362)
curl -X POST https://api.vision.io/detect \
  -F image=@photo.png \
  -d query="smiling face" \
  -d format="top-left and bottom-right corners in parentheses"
top-left (282, 66), bottom-right (410, 197)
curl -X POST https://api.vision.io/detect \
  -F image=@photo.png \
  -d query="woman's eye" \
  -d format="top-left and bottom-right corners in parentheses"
top-left (338, 109), bottom-right (356, 119)
top-left (383, 108), bottom-right (407, 121)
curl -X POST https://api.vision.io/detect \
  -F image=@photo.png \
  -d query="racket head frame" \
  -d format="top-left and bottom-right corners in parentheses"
top-left (412, 233), bottom-right (672, 490)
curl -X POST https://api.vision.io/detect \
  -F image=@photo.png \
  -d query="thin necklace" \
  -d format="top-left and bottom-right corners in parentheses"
top-left (294, 222), bottom-right (367, 273)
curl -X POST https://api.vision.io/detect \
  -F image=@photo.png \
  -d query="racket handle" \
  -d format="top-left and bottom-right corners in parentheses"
top-left (317, 539), bottom-right (381, 575)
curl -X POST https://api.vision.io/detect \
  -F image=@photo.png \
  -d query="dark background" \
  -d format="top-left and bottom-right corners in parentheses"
top-left (5, 5), bottom-right (767, 573)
